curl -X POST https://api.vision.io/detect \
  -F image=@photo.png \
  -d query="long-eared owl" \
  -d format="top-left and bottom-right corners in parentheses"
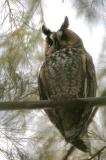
top-left (38, 16), bottom-right (97, 152)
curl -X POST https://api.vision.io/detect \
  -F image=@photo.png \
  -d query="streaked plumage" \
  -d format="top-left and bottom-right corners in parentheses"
top-left (38, 16), bottom-right (97, 152)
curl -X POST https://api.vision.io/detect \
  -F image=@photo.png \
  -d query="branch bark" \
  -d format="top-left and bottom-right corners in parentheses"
top-left (0, 96), bottom-right (106, 110)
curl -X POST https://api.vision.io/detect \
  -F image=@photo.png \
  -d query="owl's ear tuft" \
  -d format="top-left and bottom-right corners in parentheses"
top-left (42, 25), bottom-right (51, 36)
top-left (60, 16), bottom-right (69, 31)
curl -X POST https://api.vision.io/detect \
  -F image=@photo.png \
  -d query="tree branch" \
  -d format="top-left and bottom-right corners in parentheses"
top-left (63, 146), bottom-right (75, 160)
top-left (85, 146), bottom-right (106, 160)
top-left (0, 96), bottom-right (106, 110)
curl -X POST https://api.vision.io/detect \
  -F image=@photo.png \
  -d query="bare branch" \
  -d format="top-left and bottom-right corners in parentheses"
top-left (85, 146), bottom-right (106, 160)
top-left (0, 96), bottom-right (105, 110)
top-left (62, 146), bottom-right (75, 160)
top-left (5, 0), bottom-right (17, 28)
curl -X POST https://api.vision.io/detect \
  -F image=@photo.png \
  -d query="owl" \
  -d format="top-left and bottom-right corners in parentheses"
top-left (38, 16), bottom-right (97, 152)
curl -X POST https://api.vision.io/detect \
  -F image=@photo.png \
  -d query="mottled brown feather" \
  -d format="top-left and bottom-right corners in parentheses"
top-left (38, 17), bottom-right (97, 152)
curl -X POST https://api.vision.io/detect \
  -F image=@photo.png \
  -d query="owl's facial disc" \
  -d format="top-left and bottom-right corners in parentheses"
top-left (57, 31), bottom-right (63, 41)
top-left (49, 31), bottom-right (63, 50)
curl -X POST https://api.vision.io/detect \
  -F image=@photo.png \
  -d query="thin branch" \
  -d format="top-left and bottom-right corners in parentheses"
top-left (0, 96), bottom-right (105, 110)
top-left (85, 146), bottom-right (106, 160)
top-left (62, 146), bottom-right (75, 160)
top-left (6, 0), bottom-right (17, 28)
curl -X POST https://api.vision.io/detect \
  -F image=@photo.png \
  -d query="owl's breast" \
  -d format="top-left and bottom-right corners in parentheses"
top-left (42, 48), bottom-right (85, 98)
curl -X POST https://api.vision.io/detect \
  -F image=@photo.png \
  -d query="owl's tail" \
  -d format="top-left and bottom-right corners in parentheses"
top-left (72, 138), bottom-right (89, 152)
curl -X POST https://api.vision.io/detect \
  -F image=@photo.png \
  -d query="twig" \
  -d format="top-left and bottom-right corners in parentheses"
top-left (62, 146), bottom-right (75, 160)
top-left (85, 146), bottom-right (106, 160)
top-left (6, 0), bottom-right (17, 28)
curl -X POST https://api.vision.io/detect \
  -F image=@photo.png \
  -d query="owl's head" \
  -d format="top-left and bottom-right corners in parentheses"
top-left (42, 16), bottom-right (83, 55)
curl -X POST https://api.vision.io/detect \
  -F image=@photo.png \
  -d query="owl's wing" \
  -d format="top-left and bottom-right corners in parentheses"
top-left (86, 53), bottom-right (97, 97)
top-left (82, 53), bottom-right (97, 132)
top-left (38, 65), bottom-right (65, 137)
top-left (38, 66), bottom-right (48, 100)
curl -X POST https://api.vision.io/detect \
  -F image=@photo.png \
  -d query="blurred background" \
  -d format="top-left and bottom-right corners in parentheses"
top-left (0, 0), bottom-right (106, 159)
